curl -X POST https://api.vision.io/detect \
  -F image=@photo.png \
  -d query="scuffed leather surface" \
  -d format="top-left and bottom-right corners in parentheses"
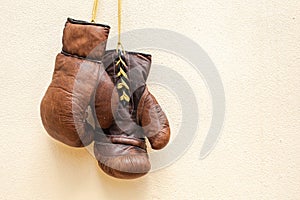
top-left (94, 105), bottom-right (151, 179)
top-left (137, 87), bottom-right (170, 150)
top-left (41, 18), bottom-right (110, 147)
top-left (94, 123), bottom-right (150, 179)
top-left (94, 50), bottom-right (170, 179)
top-left (94, 72), bottom-right (118, 129)
top-left (41, 53), bottom-right (101, 147)
top-left (62, 18), bottom-right (110, 60)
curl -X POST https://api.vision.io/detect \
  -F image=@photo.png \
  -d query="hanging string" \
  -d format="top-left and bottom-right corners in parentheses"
top-left (117, 0), bottom-right (125, 51)
top-left (118, 0), bottom-right (122, 46)
top-left (91, 0), bottom-right (99, 23)
top-left (115, 0), bottom-right (129, 106)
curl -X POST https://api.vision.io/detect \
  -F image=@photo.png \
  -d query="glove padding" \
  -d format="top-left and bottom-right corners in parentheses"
top-left (40, 18), bottom-right (111, 147)
top-left (94, 50), bottom-right (170, 179)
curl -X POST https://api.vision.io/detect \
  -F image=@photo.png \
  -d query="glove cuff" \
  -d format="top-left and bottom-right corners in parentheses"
top-left (62, 18), bottom-right (110, 60)
top-left (95, 128), bottom-right (147, 149)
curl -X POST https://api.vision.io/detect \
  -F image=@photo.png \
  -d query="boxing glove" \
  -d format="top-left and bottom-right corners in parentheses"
top-left (94, 50), bottom-right (170, 179)
top-left (40, 18), bottom-right (112, 147)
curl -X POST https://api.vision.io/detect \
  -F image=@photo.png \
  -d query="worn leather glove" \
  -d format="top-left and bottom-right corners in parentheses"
top-left (40, 18), bottom-right (112, 147)
top-left (94, 50), bottom-right (171, 179)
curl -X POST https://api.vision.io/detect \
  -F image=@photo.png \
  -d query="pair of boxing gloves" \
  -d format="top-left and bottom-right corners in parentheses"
top-left (40, 18), bottom-right (170, 179)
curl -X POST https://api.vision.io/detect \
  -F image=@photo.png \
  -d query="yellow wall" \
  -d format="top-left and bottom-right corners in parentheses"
top-left (1, 0), bottom-right (299, 199)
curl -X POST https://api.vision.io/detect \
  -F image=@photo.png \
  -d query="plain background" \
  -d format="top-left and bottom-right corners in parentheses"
top-left (0, 0), bottom-right (299, 199)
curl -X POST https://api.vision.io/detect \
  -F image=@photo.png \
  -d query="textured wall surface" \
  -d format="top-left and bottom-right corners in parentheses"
top-left (0, 0), bottom-right (299, 199)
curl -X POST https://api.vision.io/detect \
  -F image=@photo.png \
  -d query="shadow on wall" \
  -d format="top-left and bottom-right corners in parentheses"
top-left (48, 139), bottom-right (149, 200)
top-left (95, 168), bottom-right (149, 200)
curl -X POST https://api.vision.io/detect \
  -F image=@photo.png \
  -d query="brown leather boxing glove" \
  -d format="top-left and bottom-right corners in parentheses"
top-left (40, 18), bottom-right (112, 147)
top-left (94, 50), bottom-right (170, 179)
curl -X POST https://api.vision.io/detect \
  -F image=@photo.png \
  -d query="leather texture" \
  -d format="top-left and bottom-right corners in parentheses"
top-left (62, 18), bottom-right (110, 60)
top-left (40, 18), bottom-right (110, 147)
top-left (94, 50), bottom-right (170, 179)
top-left (94, 69), bottom-right (119, 129)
